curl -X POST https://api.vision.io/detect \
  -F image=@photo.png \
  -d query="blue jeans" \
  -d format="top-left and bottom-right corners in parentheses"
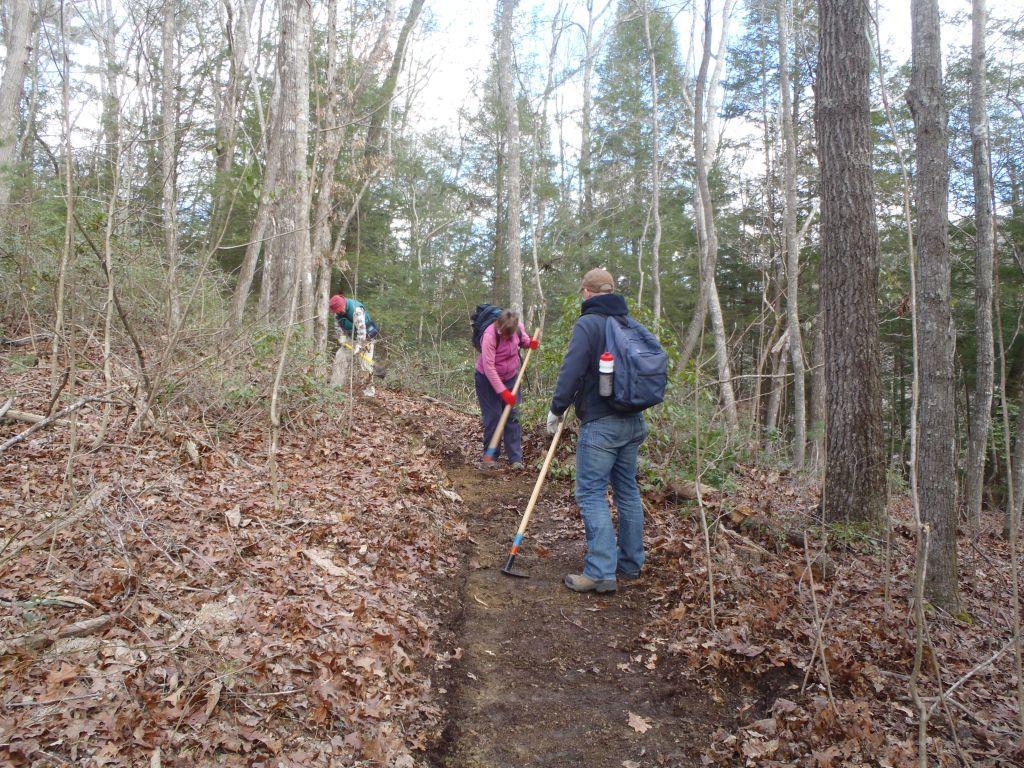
top-left (575, 414), bottom-right (647, 581)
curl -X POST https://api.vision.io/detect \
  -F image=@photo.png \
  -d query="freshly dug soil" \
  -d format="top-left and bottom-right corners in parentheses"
top-left (428, 459), bottom-right (741, 768)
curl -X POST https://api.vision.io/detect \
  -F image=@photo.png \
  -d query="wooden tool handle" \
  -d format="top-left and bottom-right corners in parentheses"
top-left (515, 417), bottom-right (565, 537)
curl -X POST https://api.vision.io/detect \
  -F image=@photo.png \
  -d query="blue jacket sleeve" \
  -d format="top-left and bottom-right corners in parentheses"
top-left (550, 319), bottom-right (596, 416)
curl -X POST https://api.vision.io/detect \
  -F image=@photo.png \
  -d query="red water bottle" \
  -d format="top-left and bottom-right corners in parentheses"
top-left (599, 352), bottom-right (614, 397)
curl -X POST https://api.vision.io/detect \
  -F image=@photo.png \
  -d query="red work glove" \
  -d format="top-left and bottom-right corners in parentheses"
top-left (528, 339), bottom-right (539, 350)
top-left (500, 389), bottom-right (517, 407)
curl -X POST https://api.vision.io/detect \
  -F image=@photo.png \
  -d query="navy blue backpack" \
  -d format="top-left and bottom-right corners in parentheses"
top-left (471, 304), bottom-right (503, 350)
top-left (603, 315), bottom-right (669, 413)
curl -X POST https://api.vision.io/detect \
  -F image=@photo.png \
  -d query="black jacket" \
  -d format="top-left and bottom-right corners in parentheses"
top-left (550, 293), bottom-right (630, 425)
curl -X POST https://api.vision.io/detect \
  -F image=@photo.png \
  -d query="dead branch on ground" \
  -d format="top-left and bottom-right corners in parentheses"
top-left (0, 390), bottom-right (118, 455)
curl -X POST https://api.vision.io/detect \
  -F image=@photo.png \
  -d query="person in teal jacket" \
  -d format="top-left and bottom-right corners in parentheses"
top-left (329, 294), bottom-right (378, 396)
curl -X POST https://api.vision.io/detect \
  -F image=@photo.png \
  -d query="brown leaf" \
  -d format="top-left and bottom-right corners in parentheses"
top-left (302, 548), bottom-right (346, 577)
top-left (46, 662), bottom-right (81, 686)
top-left (627, 712), bottom-right (652, 734)
top-left (204, 681), bottom-right (222, 717)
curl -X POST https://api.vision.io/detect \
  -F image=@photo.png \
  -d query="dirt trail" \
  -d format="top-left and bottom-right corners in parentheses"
top-left (429, 454), bottom-right (739, 768)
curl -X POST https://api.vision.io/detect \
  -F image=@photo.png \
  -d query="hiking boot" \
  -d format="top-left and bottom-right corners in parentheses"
top-left (564, 573), bottom-right (617, 594)
top-left (510, 461), bottom-right (525, 470)
top-left (616, 569), bottom-right (641, 583)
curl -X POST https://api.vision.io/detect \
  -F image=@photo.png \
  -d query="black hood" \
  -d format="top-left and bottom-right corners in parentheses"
top-left (580, 293), bottom-right (628, 317)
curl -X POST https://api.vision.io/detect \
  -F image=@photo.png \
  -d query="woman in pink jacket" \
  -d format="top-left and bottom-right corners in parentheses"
top-left (475, 310), bottom-right (538, 469)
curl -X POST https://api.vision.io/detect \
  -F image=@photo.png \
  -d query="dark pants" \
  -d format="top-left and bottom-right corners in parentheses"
top-left (475, 372), bottom-right (523, 463)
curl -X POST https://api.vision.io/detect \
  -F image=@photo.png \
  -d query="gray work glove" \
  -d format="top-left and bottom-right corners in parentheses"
top-left (546, 410), bottom-right (561, 435)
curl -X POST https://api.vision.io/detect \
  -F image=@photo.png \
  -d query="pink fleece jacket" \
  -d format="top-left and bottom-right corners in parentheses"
top-left (475, 322), bottom-right (533, 394)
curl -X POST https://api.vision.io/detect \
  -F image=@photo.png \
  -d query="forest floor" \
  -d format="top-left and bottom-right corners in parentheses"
top-left (2, 343), bottom-right (1023, 767)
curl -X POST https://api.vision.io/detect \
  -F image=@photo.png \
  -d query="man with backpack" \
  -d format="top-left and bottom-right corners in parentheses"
top-left (329, 294), bottom-right (379, 397)
top-left (547, 268), bottom-right (667, 594)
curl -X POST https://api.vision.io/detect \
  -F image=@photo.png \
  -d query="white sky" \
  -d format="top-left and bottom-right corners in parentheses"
top-left (409, 0), bottom-right (999, 135)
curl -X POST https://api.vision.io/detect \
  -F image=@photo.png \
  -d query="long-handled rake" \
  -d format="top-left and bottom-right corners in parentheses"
top-left (482, 326), bottom-right (542, 466)
top-left (501, 416), bottom-right (566, 578)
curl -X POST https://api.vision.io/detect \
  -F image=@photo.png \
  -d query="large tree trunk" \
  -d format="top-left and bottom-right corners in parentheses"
top-left (815, 0), bottom-right (886, 524)
top-left (0, 0), bottom-right (34, 209)
top-left (497, 0), bottom-right (523, 316)
top-left (908, 0), bottom-right (958, 611)
top-left (641, 0), bottom-right (661, 330)
top-left (693, 0), bottom-right (738, 431)
top-left (965, 0), bottom-right (995, 530)
top-left (161, 4), bottom-right (181, 331)
top-left (778, 0), bottom-right (805, 468)
top-left (264, 0), bottom-right (311, 323)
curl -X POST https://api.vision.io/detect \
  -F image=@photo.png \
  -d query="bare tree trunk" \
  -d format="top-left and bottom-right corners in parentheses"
top-left (363, 0), bottom-right (422, 161)
top-left (694, 0), bottom-right (738, 431)
top-left (778, 0), bottom-right (805, 468)
top-left (17, 19), bottom-right (40, 173)
top-left (161, 4), bottom-right (181, 331)
top-left (230, 75), bottom-right (281, 329)
top-left (497, 0), bottom-right (523, 316)
top-left (754, 292), bottom-right (784, 437)
top-left (766, 329), bottom-right (789, 434)
top-left (269, 268), bottom-right (300, 511)
top-left (96, 136), bottom-right (121, 446)
top-left (312, 0), bottom-right (344, 350)
top-left (210, 0), bottom-right (257, 241)
top-left (908, 0), bottom-right (958, 610)
top-left (0, 0), bottom-right (33, 209)
top-left (702, 0), bottom-right (736, 162)
top-left (994, 248), bottom-right (1024, 727)
top-left (1013, 401), bottom-right (1024, 533)
top-left (528, 5), bottom-right (565, 318)
top-left (966, 0), bottom-right (995, 530)
top-left (679, 0), bottom-right (735, 366)
top-left (579, 0), bottom-right (610, 249)
top-left (51, 0), bottom-right (74, 401)
top-left (809, 312), bottom-right (826, 469)
top-left (98, 0), bottom-right (119, 187)
top-left (266, 0), bottom-right (311, 323)
top-left (641, 0), bottom-right (661, 330)
top-left (816, 0), bottom-right (886, 524)
top-left (872, 0), bottom-right (918, 479)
